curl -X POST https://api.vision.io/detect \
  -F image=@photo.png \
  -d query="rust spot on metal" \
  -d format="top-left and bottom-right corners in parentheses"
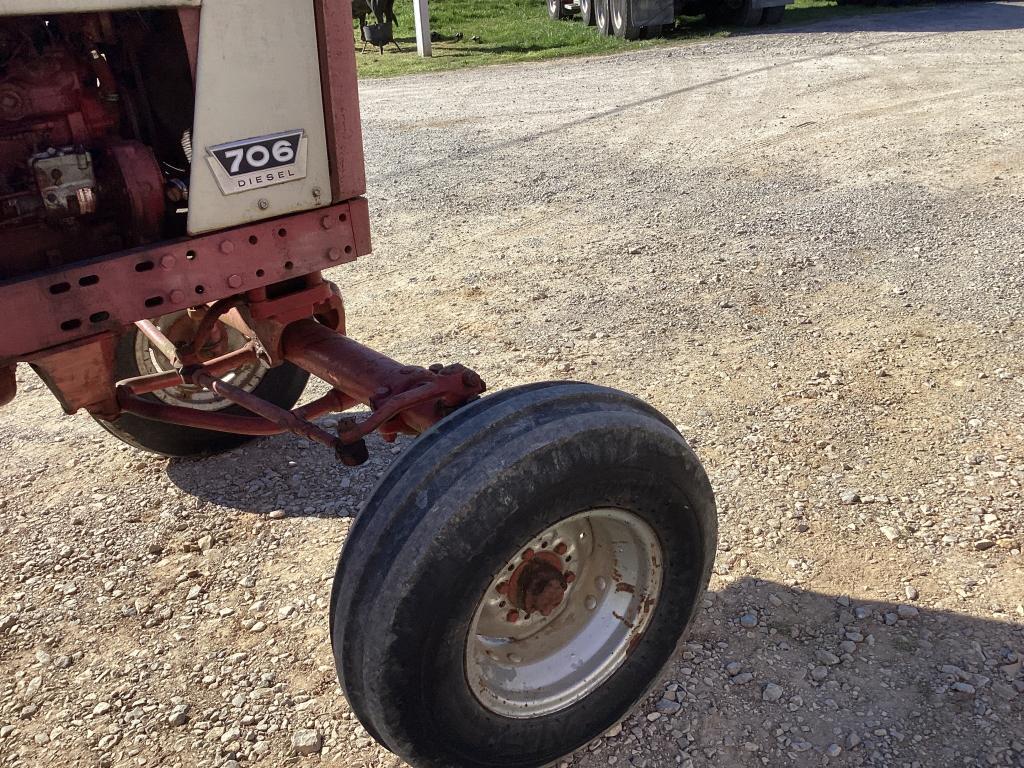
top-left (626, 632), bottom-right (643, 655)
top-left (612, 610), bottom-right (636, 629)
top-left (522, 548), bottom-right (535, 560)
top-left (496, 581), bottom-right (508, 595)
top-left (505, 609), bottom-right (520, 623)
top-left (554, 542), bottom-right (567, 555)
top-left (507, 551), bottom-right (567, 617)
top-left (615, 582), bottom-right (636, 594)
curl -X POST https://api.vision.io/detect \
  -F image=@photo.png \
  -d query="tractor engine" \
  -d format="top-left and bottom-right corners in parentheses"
top-left (0, 13), bottom-right (192, 280)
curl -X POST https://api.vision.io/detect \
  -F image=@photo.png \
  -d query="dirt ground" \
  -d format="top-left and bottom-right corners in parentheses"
top-left (2, 3), bottom-right (1023, 768)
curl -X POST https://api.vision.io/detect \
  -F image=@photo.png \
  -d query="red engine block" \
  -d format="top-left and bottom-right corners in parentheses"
top-left (0, 22), bottom-right (165, 280)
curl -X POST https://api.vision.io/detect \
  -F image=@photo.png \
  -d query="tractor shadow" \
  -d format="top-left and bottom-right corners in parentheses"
top-left (766, 1), bottom-right (1024, 33)
top-left (165, 415), bottom-right (401, 519)
top-left (577, 576), bottom-right (1023, 767)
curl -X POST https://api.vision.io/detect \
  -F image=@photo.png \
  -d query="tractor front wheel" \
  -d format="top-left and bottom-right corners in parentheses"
top-left (330, 382), bottom-right (717, 767)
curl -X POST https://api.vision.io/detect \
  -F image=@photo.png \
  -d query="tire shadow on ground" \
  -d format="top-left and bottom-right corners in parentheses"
top-left (586, 576), bottom-right (1023, 767)
top-left (164, 420), bottom-right (401, 519)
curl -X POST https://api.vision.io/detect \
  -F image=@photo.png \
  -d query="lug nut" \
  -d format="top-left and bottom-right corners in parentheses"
top-left (564, 571), bottom-right (575, 584)
top-left (522, 548), bottom-right (534, 560)
top-left (505, 610), bottom-right (519, 623)
top-left (554, 542), bottom-right (568, 555)
top-left (496, 581), bottom-right (508, 595)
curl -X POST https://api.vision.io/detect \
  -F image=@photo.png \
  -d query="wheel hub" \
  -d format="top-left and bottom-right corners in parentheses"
top-left (508, 551), bottom-right (568, 617)
top-left (466, 508), bottom-right (663, 719)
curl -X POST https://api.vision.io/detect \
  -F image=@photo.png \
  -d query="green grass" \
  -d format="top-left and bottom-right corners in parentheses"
top-left (353, 0), bottom-right (906, 78)
top-left (354, 0), bottom-right (653, 77)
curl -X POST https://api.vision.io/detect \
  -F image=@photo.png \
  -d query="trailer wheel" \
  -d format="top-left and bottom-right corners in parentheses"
top-left (548, 0), bottom-right (569, 19)
top-left (95, 315), bottom-right (309, 457)
top-left (580, 0), bottom-right (596, 25)
top-left (331, 382), bottom-right (717, 768)
top-left (594, 0), bottom-right (612, 35)
top-left (762, 5), bottom-right (785, 23)
top-left (610, 0), bottom-right (641, 39)
top-left (710, 0), bottom-right (763, 26)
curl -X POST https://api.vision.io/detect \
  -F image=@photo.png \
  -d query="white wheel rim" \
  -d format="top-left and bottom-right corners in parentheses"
top-left (133, 311), bottom-right (268, 411)
top-left (466, 508), bottom-right (663, 718)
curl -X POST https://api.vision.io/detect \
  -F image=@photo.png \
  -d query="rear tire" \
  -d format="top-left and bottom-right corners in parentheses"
top-left (595, 0), bottom-right (612, 35)
top-left (580, 0), bottom-right (596, 25)
top-left (96, 322), bottom-right (309, 458)
top-left (331, 382), bottom-right (717, 768)
top-left (763, 5), bottom-right (784, 23)
top-left (610, 0), bottom-right (641, 38)
top-left (710, 0), bottom-right (763, 26)
top-left (548, 0), bottom-right (568, 19)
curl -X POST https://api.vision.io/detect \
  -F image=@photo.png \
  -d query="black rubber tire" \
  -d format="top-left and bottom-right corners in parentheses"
top-left (579, 0), bottom-right (596, 25)
top-left (548, 0), bottom-right (568, 18)
top-left (610, 0), bottom-right (641, 38)
top-left (95, 325), bottom-right (309, 458)
top-left (594, 0), bottom-right (612, 35)
top-left (330, 382), bottom-right (717, 768)
top-left (762, 5), bottom-right (784, 23)
top-left (710, 0), bottom-right (763, 26)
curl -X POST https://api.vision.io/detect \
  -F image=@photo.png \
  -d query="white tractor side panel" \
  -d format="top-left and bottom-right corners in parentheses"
top-left (187, 0), bottom-right (330, 235)
top-left (0, 0), bottom-right (198, 12)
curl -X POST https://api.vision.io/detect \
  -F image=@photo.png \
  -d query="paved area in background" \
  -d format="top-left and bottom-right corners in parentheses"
top-left (1, 3), bottom-right (1022, 767)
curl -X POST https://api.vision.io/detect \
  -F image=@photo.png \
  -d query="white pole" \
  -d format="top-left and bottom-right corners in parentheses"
top-left (413, 0), bottom-right (431, 57)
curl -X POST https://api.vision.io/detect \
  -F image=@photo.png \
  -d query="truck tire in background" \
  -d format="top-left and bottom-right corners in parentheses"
top-left (595, 0), bottom-right (613, 34)
top-left (580, 0), bottom-right (596, 25)
top-left (708, 0), bottom-right (763, 26)
top-left (548, 0), bottom-right (570, 19)
top-left (611, 0), bottom-right (641, 39)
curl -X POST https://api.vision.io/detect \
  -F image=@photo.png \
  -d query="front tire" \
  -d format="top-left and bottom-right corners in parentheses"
top-left (331, 382), bottom-right (717, 768)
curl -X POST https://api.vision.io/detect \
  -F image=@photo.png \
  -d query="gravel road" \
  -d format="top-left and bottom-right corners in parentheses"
top-left (2, 3), bottom-right (1023, 767)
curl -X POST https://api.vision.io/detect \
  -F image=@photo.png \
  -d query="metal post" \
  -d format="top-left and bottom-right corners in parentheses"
top-left (413, 0), bottom-right (431, 57)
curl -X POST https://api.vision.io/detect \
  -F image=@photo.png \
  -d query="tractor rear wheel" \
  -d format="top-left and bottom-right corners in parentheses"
top-left (95, 314), bottom-right (309, 457)
top-left (330, 382), bottom-right (717, 768)
top-left (580, 0), bottom-right (596, 25)
top-left (763, 5), bottom-right (785, 23)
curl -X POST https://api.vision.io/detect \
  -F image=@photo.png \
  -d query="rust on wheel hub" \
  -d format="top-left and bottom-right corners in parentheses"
top-left (507, 550), bottom-right (568, 617)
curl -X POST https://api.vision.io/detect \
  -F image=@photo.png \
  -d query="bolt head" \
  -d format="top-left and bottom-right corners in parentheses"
top-left (257, 198), bottom-right (270, 210)
top-left (160, 254), bottom-right (176, 270)
top-left (219, 240), bottom-right (235, 255)
top-left (327, 247), bottom-right (342, 261)
top-left (321, 215), bottom-right (335, 230)
top-left (505, 610), bottom-right (520, 623)
top-left (169, 289), bottom-right (185, 304)
top-left (227, 274), bottom-right (243, 289)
